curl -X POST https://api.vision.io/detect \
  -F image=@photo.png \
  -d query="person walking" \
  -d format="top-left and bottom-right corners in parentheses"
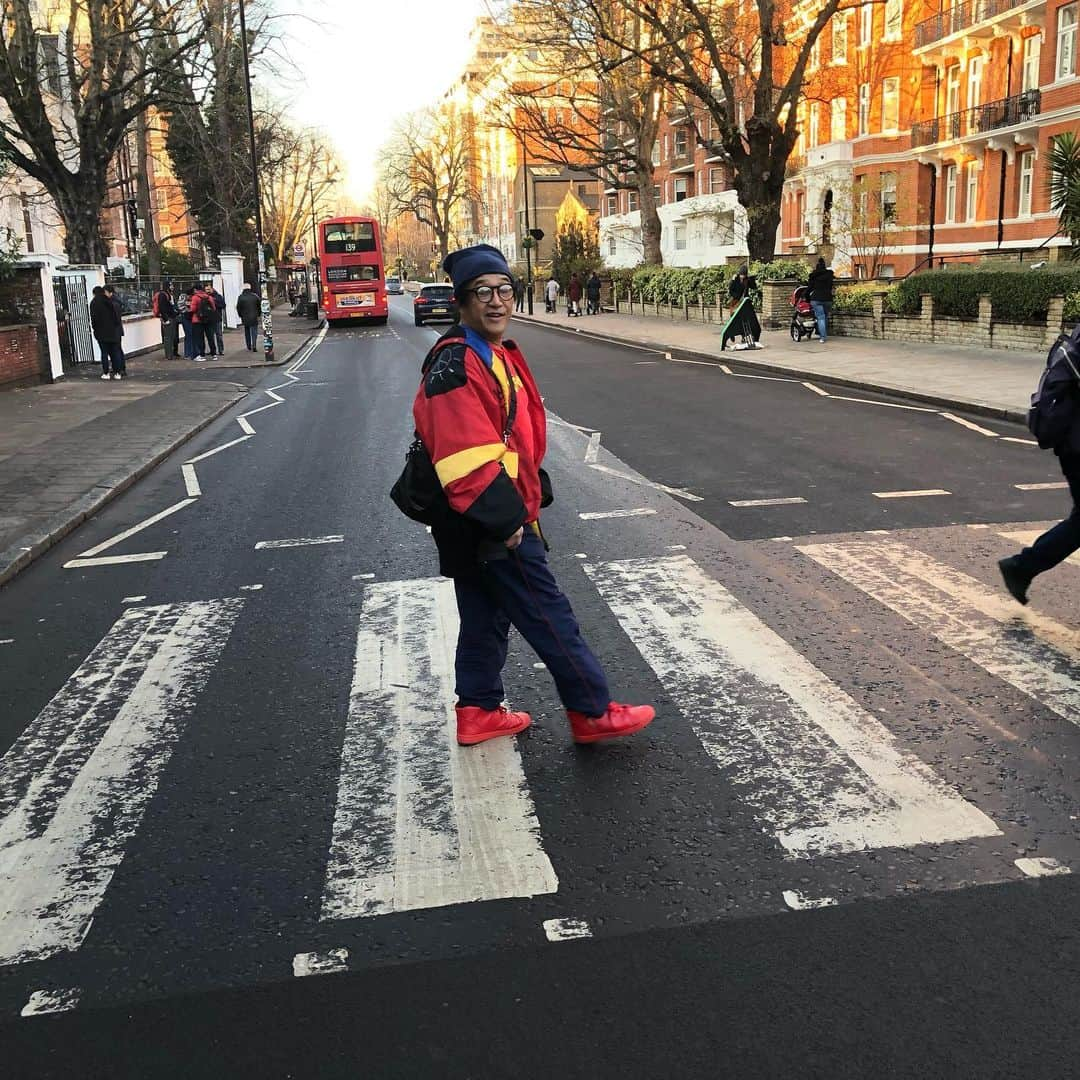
top-left (189, 282), bottom-right (218, 361)
top-left (514, 276), bottom-right (525, 313)
top-left (545, 276), bottom-right (559, 314)
top-left (236, 282), bottom-right (261, 352)
top-left (409, 243), bottom-right (655, 747)
top-left (567, 272), bottom-right (583, 317)
top-left (807, 257), bottom-right (835, 344)
top-left (585, 271), bottom-right (601, 315)
top-left (155, 282), bottom-right (179, 359)
top-left (90, 284), bottom-right (126, 379)
top-left (210, 285), bottom-right (227, 355)
top-left (178, 288), bottom-right (196, 360)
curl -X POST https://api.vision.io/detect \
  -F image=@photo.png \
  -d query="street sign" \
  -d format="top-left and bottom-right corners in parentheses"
top-left (292, 243), bottom-right (305, 259)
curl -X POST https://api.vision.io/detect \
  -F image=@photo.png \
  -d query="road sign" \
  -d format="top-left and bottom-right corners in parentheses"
top-left (292, 243), bottom-right (305, 259)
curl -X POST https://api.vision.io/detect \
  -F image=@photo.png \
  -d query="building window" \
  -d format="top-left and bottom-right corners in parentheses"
top-left (653, 184), bottom-right (661, 202)
top-left (881, 171), bottom-right (898, 223)
top-left (883, 0), bottom-right (902, 40)
top-left (832, 13), bottom-right (848, 62)
top-left (944, 164), bottom-right (958, 223)
top-left (858, 2), bottom-right (873, 46)
top-left (1018, 150), bottom-right (1035, 216)
top-left (606, 194), bottom-right (617, 215)
top-left (674, 177), bottom-right (689, 202)
top-left (808, 102), bottom-right (820, 148)
top-left (38, 34), bottom-right (61, 95)
top-left (651, 141), bottom-right (660, 166)
top-left (796, 191), bottom-right (806, 236)
top-left (608, 235), bottom-right (617, 256)
top-left (628, 189), bottom-right (638, 212)
top-left (809, 36), bottom-right (820, 72)
top-left (831, 97), bottom-right (847, 142)
top-left (881, 77), bottom-right (899, 132)
top-left (945, 64), bottom-right (961, 115)
top-left (857, 82), bottom-right (870, 135)
top-left (674, 127), bottom-right (688, 157)
top-left (1057, 4), bottom-right (1077, 80)
top-left (967, 55), bottom-right (983, 109)
top-left (965, 162), bottom-right (979, 221)
top-left (19, 194), bottom-right (34, 253)
top-left (663, 133), bottom-right (669, 160)
top-left (1022, 32), bottom-right (1042, 91)
top-left (709, 167), bottom-right (725, 193)
top-left (674, 222), bottom-right (687, 250)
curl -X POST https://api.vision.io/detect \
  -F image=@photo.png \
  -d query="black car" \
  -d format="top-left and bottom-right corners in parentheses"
top-left (413, 284), bottom-right (459, 327)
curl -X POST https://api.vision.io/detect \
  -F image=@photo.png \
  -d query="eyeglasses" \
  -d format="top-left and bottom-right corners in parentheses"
top-left (465, 283), bottom-right (515, 303)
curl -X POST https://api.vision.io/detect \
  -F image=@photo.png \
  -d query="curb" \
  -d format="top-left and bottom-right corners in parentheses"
top-left (516, 315), bottom-right (1029, 424)
top-left (0, 331), bottom-right (319, 590)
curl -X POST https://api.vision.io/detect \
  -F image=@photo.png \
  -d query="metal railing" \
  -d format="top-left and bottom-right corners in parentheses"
top-left (915, 0), bottom-right (1034, 48)
top-left (910, 89), bottom-right (1040, 148)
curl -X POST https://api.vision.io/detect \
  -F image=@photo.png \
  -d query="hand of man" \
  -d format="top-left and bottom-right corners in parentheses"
top-left (504, 526), bottom-right (524, 550)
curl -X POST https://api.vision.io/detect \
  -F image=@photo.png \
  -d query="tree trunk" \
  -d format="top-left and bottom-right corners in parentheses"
top-left (637, 171), bottom-right (663, 266)
top-left (135, 103), bottom-right (161, 280)
top-left (733, 167), bottom-right (785, 265)
top-left (57, 186), bottom-right (109, 265)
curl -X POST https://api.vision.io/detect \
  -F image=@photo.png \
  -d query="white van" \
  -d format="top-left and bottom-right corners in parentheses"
top-left (386, 276), bottom-right (403, 295)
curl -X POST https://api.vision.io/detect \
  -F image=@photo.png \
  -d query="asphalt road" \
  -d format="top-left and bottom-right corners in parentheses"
top-left (3, 295), bottom-right (1080, 1077)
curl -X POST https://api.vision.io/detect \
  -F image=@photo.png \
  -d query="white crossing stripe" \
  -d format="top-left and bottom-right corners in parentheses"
top-left (1015, 857), bottom-right (1071, 878)
top-left (997, 529), bottom-right (1080, 567)
top-left (0, 600), bottom-right (243, 966)
top-left (799, 540), bottom-right (1080, 727)
top-left (320, 578), bottom-right (557, 920)
top-left (939, 412), bottom-right (999, 437)
top-left (254, 535), bottom-right (344, 550)
top-left (543, 917), bottom-right (592, 941)
top-left (1014, 482), bottom-right (1068, 491)
top-left (583, 555), bottom-right (999, 857)
top-left (293, 948), bottom-right (349, 977)
top-left (729, 497), bottom-right (807, 507)
top-left (783, 891), bottom-right (838, 911)
top-left (579, 508), bottom-right (656, 520)
top-left (21, 988), bottom-right (81, 1016)
top-left (872, 489), bottom-right (951, 499)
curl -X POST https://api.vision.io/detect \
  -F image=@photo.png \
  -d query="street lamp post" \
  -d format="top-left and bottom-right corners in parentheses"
top-left (237, 0), bottom-right (273, 361)
top-left (520, 135), bottom-right (534, 315)
top-left (308, 177), bottom-right (321, 313)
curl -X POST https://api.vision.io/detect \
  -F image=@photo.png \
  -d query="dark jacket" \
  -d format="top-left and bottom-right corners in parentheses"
top-left (155, 290), bottom-right (178, 320)
top-left (236, 289), bottom-right (261, 326)
top-left (90, 293), bottom-right (124, 343)
top-left (568, 277), bottom-right (583, 301)
top-left (808, 267), bottom-right (835, 303)
top-left (729, 274), bottom-right (755, 302)
top-left (586, 274), bottom-right (601, 298)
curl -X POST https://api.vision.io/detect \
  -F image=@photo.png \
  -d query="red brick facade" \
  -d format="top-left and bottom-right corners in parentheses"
top-left (0, 325), bottom-right (43, 389)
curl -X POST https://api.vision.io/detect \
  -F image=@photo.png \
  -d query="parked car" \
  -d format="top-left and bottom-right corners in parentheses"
top-left (413, 284), bottom-right (459, 327)
top-left (386, 275), bottom-right (403, 295)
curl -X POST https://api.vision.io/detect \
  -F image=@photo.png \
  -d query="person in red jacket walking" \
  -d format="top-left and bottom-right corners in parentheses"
top-left (412, 244), bottom-right (655, 747)
top-left (567, 271), bottom-right (583, 317)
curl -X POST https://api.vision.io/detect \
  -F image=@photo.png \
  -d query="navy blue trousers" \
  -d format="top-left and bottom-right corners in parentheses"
top-left (1016, 453), bottom-right (1080, 576)
top-left (453, 532), bottom-right (610, 716)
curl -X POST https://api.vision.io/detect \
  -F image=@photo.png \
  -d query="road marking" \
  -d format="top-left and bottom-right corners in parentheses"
top-left (1015, 482), bottom-right (1068, 491)
top-left (729, 497), bottom-right (807, 507)
top-left (1015, 857), bottom-right (1071, 878)
top-left (769, 536), bottom-right (794, 542)
top-left (0, 639), bottom-right (13, 645)
top-left (237, 401), bottom-right (282, 421)
top-left (719, 363), bottom-right (733, 374)
top-left (181, 463), bottom-right (201, 498)
top-left (543, 918), bottom-right (592, 941)
top-left (967, 524), bottom-right (991, 529)
top-left (239, 583), bottom-right (263, 591)
top-left (68, 497), bottom-right (196, 563)
top-left (293, 948), bottom-right (349, 977)
top-left (667, 544), bottom-right (687, 550)
top-left (579, 508), bottom-right (657, 520)
top-left (321, 578), bottom-right (556, 920)
top-left (586, 461), bottom-right (703, 502)
top-left (783, 891), bottom-right (838, 911)
top-left (0, 599), bottom-right (243, 965)
top-left (802, 381), bottom-right (829, 396)
top-left (872, 489), bottom-right (951, 499)
top-left (236, 415), bottom-right (255, 435)
top-left (664, 352), bottom-right (673, 360)
top-left (254, 535), bottom-right (345, 550)
top-left (939, 412), bottom-right (999, 437)
top-left (21, 988), bottom-right (81, 1016)
top-left (264, 388), bottom-right (285, 403)
top-left (1000, 436), bottom-right (1038, 446)
top-left (634, 361), bottom-right (659, 365)
top-left (799, 540), bottom-right (1080, 728)
top-left (670, 357), bottom-right (718, 367)
top-left (352, 573), bottom-right (376, 580)
top-left (583, 554), bottom-right (999, 857)
top-left (584, 431), bottom-right (601, 464)
top-left (121, 595), bottom-right (147, 604)
top-left (64, 552), bottom-right (168, 569)
top-left (730, 372), bottom-right (799, 383)
top-left (996, 529), bottom-right (1080, 566)
top-left (830, 396), bottom-right (937, 412)
top-left (185, 434), bottom-right (253, 465)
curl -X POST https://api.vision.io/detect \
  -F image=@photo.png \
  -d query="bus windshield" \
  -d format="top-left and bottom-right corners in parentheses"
top-left (323, 222), bottom-right (376, 254)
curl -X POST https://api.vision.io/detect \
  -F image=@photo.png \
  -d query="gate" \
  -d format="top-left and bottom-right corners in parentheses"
top-left (52, 274), bottom-right (96, 368)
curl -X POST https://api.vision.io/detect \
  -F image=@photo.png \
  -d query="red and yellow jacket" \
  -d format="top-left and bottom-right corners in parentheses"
top-left (412, 327), bottom-right (547, 549)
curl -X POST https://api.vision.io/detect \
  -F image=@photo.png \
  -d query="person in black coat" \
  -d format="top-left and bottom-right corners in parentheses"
top-left (236, 283), bottom-right (261, 352)
top-left (585, 271), bottom-right (602, 314)
top-left (807, 257), bottom-right (835, 343)
top-left (90, 285), bottom-right (126, 379)
top-left (155, 283), bottom-right (179, 359)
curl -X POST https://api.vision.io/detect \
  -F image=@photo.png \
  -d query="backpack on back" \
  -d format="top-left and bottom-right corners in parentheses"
top-left (1028, 324), bottom-right (1080, 450)
top-left (196, 294), bottom-right (215, 322)
top-left (152, 291), bottom-right (161, 317)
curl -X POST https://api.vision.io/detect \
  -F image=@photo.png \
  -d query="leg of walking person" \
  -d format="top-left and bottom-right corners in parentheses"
top-left (98, 340), bottom-right (110, 378)
top-left (453, 574), bottom-right (512, 709)
top-left (244, 323), bottom-right (256, 351)
top-left (811, 300), bottom-right (827, 343)
top-left (163, 319), bottom-right (178, 359)
top-left (106, 341), bottom-right (125, 378)
top-left (214, 320), bottom-right (224, 355)
top-left (182, 317), bottom-right (195, 358)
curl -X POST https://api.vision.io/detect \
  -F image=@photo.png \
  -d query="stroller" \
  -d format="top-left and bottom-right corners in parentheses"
top-left (790, 285), bottom-right (818, 342)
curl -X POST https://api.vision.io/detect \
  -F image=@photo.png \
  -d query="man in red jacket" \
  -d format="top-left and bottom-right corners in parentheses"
top-left (413, 244), bottom-right (655, 747)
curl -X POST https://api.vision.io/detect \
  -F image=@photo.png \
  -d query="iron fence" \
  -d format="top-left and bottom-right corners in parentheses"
top-left (910, 89), bottom-right (1040, 148)
top-left (915, 0), bottom-right (1031, 48)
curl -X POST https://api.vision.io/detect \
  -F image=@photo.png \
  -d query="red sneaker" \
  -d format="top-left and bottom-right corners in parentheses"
top-left (566, 702), bottom-right (655, 744)
top-left (456, 705), bottom-right (532, 746)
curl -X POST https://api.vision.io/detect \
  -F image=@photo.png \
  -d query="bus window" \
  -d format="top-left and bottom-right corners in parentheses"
top-left (323, 222), bottom-right (376, 254)
top-left (326, 265), bottom-right (380, 283)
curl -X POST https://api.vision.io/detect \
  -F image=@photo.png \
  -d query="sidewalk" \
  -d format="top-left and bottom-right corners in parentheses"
top-left (515, 308), bottom-right (1045, 420)
top-left (0, 310), bottom-right (320, 587)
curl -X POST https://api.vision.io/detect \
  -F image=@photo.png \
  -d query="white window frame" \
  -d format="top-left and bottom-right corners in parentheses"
top-left (607, 235), bottom-right (617, 256)
top-left (831, 97), bottom-right (847, 142)
top-left (884, 0), bottom-right (902, 41)
top-left (674, 127), bottom-right (688, 157)
top-left (945, 64), bottom-right (961, 115)
top-left (662, 133), bottom-right (669, 160)
top-left (606, 194), bottom-right (617, 216)
top-left (1022, 32), bottom-right (1042, 92)
top-left (651, 141), bottom-right (660, 166)
top-left (1018, 150), bottom-right (1034, 216)
top-left (967, 55), bottom-right (983, 109)
top-left (944, 164), bottom-right (958, 223)
top-left (965, 162), bottom-right (979, 221)
top-left (674, 176), bottom-right (689, 202)
top-left (808, 102), bottom-right (820, 147)
top-left (858, 82), bottom-right (870, 135)
top-left (832, 14), bottom-right (848, 63)
top-left (709, 167), bottom-right (725, 193)
top-left (809, 36), bottom-right (820, 72)
top-left (673, 222), bottom-right (687, 250)
top-left (882, 77), bottom-right (900, 132)
top-left (881, 171), bottom-right (898, 224)
top-left (628, 189), bottom-right (639, 212)
top-left (1057, 4), bottom-right (1077, 81)
top-left (858, 2), bottom-right (873, 46)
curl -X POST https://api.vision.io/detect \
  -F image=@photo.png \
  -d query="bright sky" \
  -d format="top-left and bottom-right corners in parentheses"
top-left (278, 0), bottom-right (489, 208)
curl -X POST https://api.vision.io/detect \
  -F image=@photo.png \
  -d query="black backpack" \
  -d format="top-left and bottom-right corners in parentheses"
top-left (197, 294), bottom-right (216, 322)
top-left (1027, 324), bottom-right (1080, 450)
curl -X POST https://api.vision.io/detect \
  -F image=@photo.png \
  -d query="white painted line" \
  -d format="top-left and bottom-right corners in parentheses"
top-left (185, 434), bottom-right (253, 465)
top-left (583, 554), bottom-right (999, 857)
top-left (543, 917), bottom-right (592, 941)
top-left (579, 508), bottom-right (657, 520)
top-left (239, 584), bottom-right (263, 591)
top-left (264, 388), bottom-right (285, 402)
top-left (236, 415), bottom-right (255, 435)
top-left (996, 530), bottom-right (1080, 566)
top-left (321, 578), bottom-right (555, 920)
top-left (939, 412), bottom-right (999, 437)
top-left (181, 463), bottom-right (201, 498)
top-left (21, 988), bottom-right (81, 1016)
top-left (865, 529), bottom-right (891, 535)
top-left (266, 383), bottom-right (294, 394)
top-left (238, 401), bottom-right (282, 420)
top-left (799, 540), bottom-right (1080, 728)
top-left (293, 948), bottom-right (349, 977)
top-left (967, 524), bottom-right (991, 529)
top-left (574, 553), bottom-right (588, 558)
top-left (830, 396), bottom-right (937, 412)
top-left (664, 352), bottom-right (673, 360)
top-left (670, 357), bottom-right (718, 367)
top-left (74, 498), bottom-right (196, 559)
top-left (719, 363), bottom-right (733, 374)
top-left (0, 639), bottom-right (13, 645)
top-left (0, 599), bottom-right (244, 964)
top-left (802, 381), bottom-right (829, 396)
top-left (584, 431), bottom-right (601, 464)
top-left (1015, 482), bottom-right (1068, 491)
top-left (634, 361), bottom-right (659, 365)
top-left (1001, 436), bottom-right (1039, 446)
top-left (352, 573), bottom-right (376, 580)
top-left (729, 497), bottom-right (807, 508)
top-left (532, 662), bottom-right (546, 669)
top-left (730, 372), bottom-right (799, 383)
top-left (769, 536), bottom-right (794, 542)
top-left (254, 535), bottom-right (345, 550)
top-left (872, 489), bottom-right (951, 499)
top-left (586, 462), bottom-right (703, 502)
top-left (783, 890), bottom-right (838, 911)
top-left (121, 595), bottom-right (147, 604)
top-left (667, 544), bottom-right (687, 551)
top-left (1015, 857), bottom-right (1071, 878)
top-left (64, 552), bottom-right (168, 569)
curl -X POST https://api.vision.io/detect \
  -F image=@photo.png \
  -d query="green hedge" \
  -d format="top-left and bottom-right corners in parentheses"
top-left (1065, 290), bottom-right (1080, 322)
top-left (609, 260), bottom-right (807, 306)
top-left (890, 267), bottom-right (1080, 323)
top-left (831, 283), bottom-right (880, 314)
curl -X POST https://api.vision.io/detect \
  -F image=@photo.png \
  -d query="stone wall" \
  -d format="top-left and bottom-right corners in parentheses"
top-left (0, 324), bottom-right (43, 389)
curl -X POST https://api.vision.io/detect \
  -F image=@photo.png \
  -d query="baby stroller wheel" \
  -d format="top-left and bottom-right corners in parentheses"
top-left (790, 323), bottom-right (802, 342)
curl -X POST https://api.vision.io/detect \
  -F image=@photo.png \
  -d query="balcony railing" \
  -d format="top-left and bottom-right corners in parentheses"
top-left (910, 89), bottom-right (1040, 147)
top-left (915, 0), bottom-right (1038, 48)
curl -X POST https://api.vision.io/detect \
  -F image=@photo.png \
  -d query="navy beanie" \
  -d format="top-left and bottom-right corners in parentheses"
top-left (442, 244), bottom-right (512, 295)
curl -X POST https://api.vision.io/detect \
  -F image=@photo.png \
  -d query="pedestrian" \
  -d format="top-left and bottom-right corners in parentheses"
top-left (409, 243), bottom-right (655, 747)
top-left (585, 271), bottom-right (601, 315)
top-left (514, 276), bottom-right (525, 313)
top-left (567, 272), bottom-right (583, 317)
top-left (545, 276), bottom-right (559, 314)
top-left (210, 285), bottom-right (227, 355)
top-left (236, 282), bottom-right (261, 352)
top-left (178, 288), bottom-right (195, 359)
top-left (189, 281), bottom-right (218, 361)
top-left (90, 283), bottom-right (126, 379)
top-left (807, 257), bottom-right (835, 344)
top-left (154, 281), bottom-right (179, 359)
top-left (728, 265), bottom-right (754, 305)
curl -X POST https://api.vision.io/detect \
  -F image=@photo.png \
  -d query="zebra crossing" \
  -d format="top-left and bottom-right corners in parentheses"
top-left (3, 529), bottom-right (1080, 1002)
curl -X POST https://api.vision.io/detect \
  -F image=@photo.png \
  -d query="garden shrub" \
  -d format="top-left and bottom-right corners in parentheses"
top-left (832, 283), bottom-right (880, 314)
top-left (890, 267), bottom-right (1080, 322)
top-left (1064, 290), bottom-right (1080, 322)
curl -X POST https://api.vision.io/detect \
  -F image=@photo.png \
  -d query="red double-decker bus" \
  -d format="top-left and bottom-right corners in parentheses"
top-left (317, 216), bottom-right (388, 325)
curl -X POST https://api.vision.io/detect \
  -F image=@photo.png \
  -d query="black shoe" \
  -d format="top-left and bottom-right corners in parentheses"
top-left (998, 556), bottom-right (1031, 605)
